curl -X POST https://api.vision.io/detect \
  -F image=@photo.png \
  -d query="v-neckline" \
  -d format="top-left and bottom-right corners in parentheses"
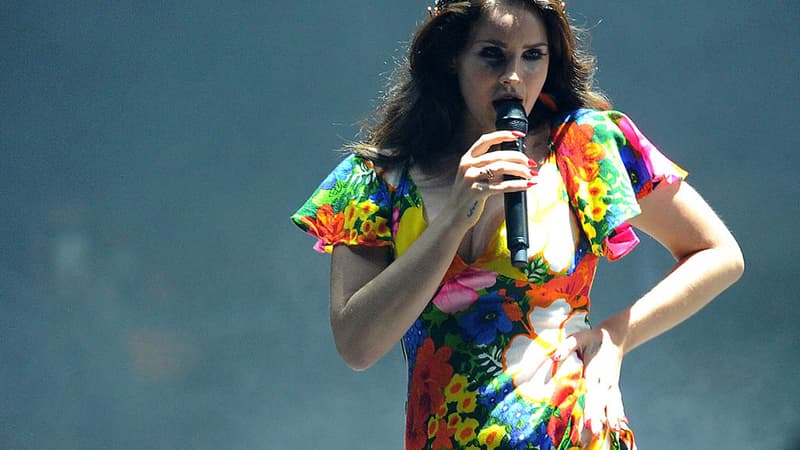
top-left (402, 150), bottom-right (556, 268)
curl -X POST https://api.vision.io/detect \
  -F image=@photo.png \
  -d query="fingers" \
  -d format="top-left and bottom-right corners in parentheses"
top-left (551, 335), bottom-right (578, 362)
top-left (583, 378), bottom-right (606, 435)
top-left (459, 131), bottom-right (538, 196)
top-left (557, 329), bottom-right (626, 437)
top-left (466, 130), bottom-right (526, 158)
top-left (584, 382), bottom-right (627, 436)
top-left (469, 150), bottom-right (536, 184)
top-left (605, 385), bottom-right (628, 431)
top-left (463, 158), bottom-right (537, 195)
top-left (550, 330), bottom-right (627, 437)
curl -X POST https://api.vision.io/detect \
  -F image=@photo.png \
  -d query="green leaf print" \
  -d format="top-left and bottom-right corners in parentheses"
top-left (421, 305), bottom-right (449, 328)
top-left (524, 257), bottom-right (553, 284)
top-left (327, 182), bottom-right (351, 212)
top-left (476, 346), bottom-right (503, 377)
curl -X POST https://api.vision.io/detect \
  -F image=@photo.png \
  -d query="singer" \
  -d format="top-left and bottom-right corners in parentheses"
top-left (291, 1), bottom-right (743, 448)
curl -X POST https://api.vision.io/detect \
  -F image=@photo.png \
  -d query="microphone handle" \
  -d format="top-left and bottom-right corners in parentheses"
top-left (500, 136), bottom-right (529, 268)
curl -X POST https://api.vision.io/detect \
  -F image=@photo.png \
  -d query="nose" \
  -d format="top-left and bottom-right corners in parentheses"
top-left (500, 58), bottom-right (522, 85)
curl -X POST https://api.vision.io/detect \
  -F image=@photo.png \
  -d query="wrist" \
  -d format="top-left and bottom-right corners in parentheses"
top-left (436, 200), bottom-right (480, 234)
top-left (598, 313), bottom-right (631, 354)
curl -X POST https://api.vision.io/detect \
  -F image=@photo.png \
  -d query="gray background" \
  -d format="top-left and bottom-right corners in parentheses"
top-left (2, 0), bottom-right (798, 449)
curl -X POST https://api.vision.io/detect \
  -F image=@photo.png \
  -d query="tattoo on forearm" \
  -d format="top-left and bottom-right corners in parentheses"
top-left (467, 201), bottom-right (478, 218)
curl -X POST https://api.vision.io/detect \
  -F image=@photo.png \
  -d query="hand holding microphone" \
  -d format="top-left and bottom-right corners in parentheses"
top-left (493, 99), bottom-right (529, 268)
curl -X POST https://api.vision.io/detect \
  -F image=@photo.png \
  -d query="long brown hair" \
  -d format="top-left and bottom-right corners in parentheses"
top-left (350, 0), bottom-right (610, 168)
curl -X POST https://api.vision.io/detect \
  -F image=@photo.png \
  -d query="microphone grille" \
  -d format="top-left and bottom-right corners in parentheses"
top-left (503, 117), bottom-right (528, 133)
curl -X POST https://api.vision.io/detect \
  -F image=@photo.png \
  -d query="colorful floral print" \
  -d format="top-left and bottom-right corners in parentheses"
top-left (433, 268), bottom-right (499, 314)
top-left (292, 156), bottom-right (394, 253)
top-left (292, 110), bottom-right (686, 449)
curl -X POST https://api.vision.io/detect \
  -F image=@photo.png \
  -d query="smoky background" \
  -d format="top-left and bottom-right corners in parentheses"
top-left (1, 0), bottom-right (797, 448)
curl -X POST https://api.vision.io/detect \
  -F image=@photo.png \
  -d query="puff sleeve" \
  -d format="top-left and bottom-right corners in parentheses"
top-left (554, 109), bottom-right (688, 260)
top-left (290, 155), bottom-right (394, 253)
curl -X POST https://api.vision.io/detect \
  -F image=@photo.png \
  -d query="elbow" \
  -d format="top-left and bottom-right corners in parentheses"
top-left (331, 319), bottom-right (380, 371)
top-left (728, 243), bottom-right (745, 283)
top-left (335, 339), bottom-right (379, 371)
top-left (719, 237), bottom-right (745, 286)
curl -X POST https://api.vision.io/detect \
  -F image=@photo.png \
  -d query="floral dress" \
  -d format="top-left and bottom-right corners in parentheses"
top-left (291, 109), bottom-right (687, 449)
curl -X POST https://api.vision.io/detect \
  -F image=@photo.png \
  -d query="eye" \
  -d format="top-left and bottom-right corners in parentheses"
top-left (523, 48), bottom-right (547, 61)
top-left (478, 46), bottom-right (505, 65)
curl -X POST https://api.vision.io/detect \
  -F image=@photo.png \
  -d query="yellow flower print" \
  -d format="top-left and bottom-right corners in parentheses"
top-left (395, 205), bottom-right (426, 256)
top-left (583, 220), bottom-right (597, 242)
top-left (353, 199), bottom-right (379, 221)
top-left (445, 374), bottom-right (478, 413)
top-left (586, 201), bottom-right (608, 223)
top-left (581, 178), bottom-right (609, 222)
top-left (343, 202), bottom-right (359, 229)
top-left (453, 416), bottom-right (479, 445)
top-left (427, 416), bottom-right (438, 440)
top-left (586, 177), bottom-right (607, 199)
top-left (478, 424), bottom-right (506, 450)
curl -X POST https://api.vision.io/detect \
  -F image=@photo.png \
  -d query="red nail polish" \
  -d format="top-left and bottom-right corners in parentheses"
top-left (528, 159), bottom-right (537, 167)
top-left (511, 131), bottom-right (525, 137)
top-left (527, 181), bottom-right (536, 187)
top-left (530, 170), bottom-right (537, 176)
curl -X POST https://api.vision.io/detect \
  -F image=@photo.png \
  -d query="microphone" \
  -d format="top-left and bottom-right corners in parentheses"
top-left (493, 99), bottom-right (529, 268)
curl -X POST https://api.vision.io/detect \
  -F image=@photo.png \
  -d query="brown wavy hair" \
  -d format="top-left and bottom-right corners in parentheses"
top-left (350, 0), bottom-right (610, 168)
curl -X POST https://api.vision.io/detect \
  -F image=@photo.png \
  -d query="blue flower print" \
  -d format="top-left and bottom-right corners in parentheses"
top-left (320, 157), bottom-right (355, 190)
top-left (402, 319), bottom-right (427, 376)
top-left (459, 293), bottom-right (512, 345)
top-left (618, 145), bottom-right (649, 193)
top-left (478, 375), bottom-right (514, 410)
top-left (530, 421), bottom-right (554, 450)
top-left (369, 183), bottom-right (392, 209)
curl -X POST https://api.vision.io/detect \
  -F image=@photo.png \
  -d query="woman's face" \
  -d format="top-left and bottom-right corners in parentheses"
top-left (455, 3), bottom-right (550, 138)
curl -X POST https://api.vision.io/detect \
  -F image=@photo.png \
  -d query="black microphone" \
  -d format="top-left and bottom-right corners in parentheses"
top-left (493, 99), bottom-right (529, 268)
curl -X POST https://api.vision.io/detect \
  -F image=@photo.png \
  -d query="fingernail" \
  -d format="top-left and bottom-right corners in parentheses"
top-left (528, 159), bottom-right (537, 167)
top-left (511, 131), bottom-right (525, 137)
top-left (530, 170), bottom-right (537, 177)
top-left (526, 181), bottom-right (536, 187)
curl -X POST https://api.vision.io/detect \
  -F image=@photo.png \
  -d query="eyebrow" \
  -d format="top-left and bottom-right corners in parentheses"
top-left (475, 39), bottom-right (548, 49)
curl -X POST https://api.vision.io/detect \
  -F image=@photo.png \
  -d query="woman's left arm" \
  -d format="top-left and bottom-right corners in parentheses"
top-left (553, 179), bottom-right (744, 436)
top-left (604, 179), bottom-right (744, 353)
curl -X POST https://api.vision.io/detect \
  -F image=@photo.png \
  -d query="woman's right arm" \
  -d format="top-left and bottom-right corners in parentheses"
top-left (329, 131), bottom-right (535, 370)
top-left (330, 210), bottom-right (469, 370)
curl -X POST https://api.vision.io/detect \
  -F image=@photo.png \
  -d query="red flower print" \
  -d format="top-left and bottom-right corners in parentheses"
top-left (547, 376), bottom-right (581, 444)
top-left (543, 257), bottom-right (596, 302)
top-left (406, 338), bottom-right (454, 449)
top-left (411, 339), bottom-right (454, 407)
top-left (501, 297), bottom-right (523, 322)
top-left (430, 416), bottom-right (456, 449)
top-left (555, 122), bottom-right (606, 182)
top-left (301, 204), bottom-right (346, 250)
top-left (405, 402), bottom-right (428, 450)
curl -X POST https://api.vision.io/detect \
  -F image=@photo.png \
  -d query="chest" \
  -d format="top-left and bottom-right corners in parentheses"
top-left (413, 161), bottom-right (581, 272)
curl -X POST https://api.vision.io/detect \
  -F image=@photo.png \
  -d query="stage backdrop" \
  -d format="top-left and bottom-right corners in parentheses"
top-left (2, 0), bottom-right (798, 448)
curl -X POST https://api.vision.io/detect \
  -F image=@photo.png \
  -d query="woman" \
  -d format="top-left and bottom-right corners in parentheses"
top-left (292, 0), bottom-right (743, 448)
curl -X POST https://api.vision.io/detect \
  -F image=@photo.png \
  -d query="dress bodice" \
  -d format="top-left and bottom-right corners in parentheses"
top-left (292, 109), bottom-right (687, 449)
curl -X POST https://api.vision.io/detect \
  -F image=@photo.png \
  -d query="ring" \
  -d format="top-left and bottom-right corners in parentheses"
top-left (483, 168), bottom-right (496, 181)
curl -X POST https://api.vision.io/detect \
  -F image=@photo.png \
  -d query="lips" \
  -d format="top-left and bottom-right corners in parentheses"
top-left (493, 92), bottom-right (523, 102)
